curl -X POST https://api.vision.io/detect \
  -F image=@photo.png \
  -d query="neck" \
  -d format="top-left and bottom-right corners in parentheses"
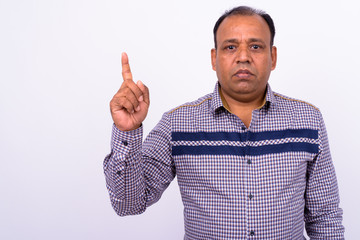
top-left (220, 87), bottom-right (266, 128)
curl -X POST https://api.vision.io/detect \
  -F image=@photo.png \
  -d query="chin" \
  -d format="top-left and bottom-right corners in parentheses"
top-left (234, 83), bottom-right (254, 93)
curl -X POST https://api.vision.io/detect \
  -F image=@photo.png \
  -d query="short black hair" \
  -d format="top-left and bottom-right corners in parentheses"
top-left (213, 6), bottom-right (275, 49)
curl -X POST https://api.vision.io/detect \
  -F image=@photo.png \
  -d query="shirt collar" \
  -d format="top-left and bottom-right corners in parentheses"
top-left (210, 83), bottom-right (225, 114)
top-left (210, 82), bottom-right (277, 114)
top-left (264, 84), bottom-right (277, 110)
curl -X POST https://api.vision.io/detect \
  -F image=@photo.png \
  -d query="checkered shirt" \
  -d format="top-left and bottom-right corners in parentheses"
top-left (104, 83), bottom-right (344, 239)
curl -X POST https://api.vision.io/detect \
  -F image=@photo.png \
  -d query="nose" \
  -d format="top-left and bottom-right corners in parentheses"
top-left (236, 46), bottom-right (251, 64)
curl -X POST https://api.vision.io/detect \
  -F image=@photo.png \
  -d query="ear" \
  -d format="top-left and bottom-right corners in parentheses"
top-left (211, 48), bottom-right (217, 71)
top-left (271, 46), bottom-right (277, 70)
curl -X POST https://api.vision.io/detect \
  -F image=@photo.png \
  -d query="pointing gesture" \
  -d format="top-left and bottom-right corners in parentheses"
top-left (110, 52), bottom-right (150, 131)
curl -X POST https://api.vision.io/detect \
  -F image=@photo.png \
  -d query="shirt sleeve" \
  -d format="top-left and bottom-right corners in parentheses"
top-left (304, 113), bottom-right (345, 239)
top-left (103, 113), bottom-right (175, 216)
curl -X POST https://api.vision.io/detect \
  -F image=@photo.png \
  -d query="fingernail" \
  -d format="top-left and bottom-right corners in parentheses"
top-left (138, 95), bottom-right (143, 102)
top-left (136, 106), bottom-right (140, 111)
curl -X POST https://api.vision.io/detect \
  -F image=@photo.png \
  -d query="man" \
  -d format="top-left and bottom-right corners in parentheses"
top-left (104, 6), bottom-right (345, 239)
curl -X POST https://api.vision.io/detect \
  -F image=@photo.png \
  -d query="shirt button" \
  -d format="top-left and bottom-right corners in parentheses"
top-left (116, 170), bottom-right (122, 175)
top-left (122, 141), bottom-right (128, 146)
top-left (248, 194), bottom-right (253, 200)
top-left (247, 159), bottom-right (252, 164)
top-left (250, 230), bottom-right (255, 236)
top-left (241, 126), bottom-right (246, 131)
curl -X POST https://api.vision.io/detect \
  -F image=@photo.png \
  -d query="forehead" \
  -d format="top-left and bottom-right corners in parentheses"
top-left (216, 14), bottom-right (271, 43)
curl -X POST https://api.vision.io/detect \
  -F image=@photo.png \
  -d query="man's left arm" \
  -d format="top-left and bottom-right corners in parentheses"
top-left (304, 113), bottom-right (345, 239)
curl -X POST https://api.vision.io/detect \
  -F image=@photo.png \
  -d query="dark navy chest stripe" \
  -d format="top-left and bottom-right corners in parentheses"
top-left (172, 142), bottom-right (319, 156)
top-left (172, 129), bottom-right (318, 142)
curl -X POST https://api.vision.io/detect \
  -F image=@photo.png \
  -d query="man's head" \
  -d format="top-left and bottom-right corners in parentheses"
top-left (211, 6), bottom-right (277, 105)
top-left (213, 6), bottom-right (275, 49)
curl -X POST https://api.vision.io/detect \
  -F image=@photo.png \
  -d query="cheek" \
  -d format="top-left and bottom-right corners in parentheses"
top-left (215, 67), bottom-right (223, 81)
top-left (215, 59), bottom-right (223, 74)
top-left (216, 64), bottom-right (229, 81)
top-left (216, 57), bottom-right (232, 72)
top-left (255, 57), bottom-right (273, 74)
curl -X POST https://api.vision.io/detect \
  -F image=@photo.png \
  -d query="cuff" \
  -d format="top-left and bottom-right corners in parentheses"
top-left (111, 123), bottom-right (143, 155)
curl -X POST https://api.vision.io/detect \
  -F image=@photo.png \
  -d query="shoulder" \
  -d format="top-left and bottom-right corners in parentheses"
top-left (166, 93), bottom-right (213, 115)
top-left (271, 91), bottom-right (324, 130)
top-left (157, 93), bottom-right (214, 132)
top-left (273, 91), bottom-right (320, 113)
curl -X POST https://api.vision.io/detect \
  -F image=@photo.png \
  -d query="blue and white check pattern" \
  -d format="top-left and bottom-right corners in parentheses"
top-left (104, 83), bottom-right (344, 239)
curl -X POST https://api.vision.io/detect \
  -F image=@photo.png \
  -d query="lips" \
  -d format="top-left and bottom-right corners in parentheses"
top-left (234, 69), bottom-right (254, 79)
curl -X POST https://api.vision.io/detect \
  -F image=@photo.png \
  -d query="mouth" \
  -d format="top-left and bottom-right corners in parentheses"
top-left (234, 69), bottom-right (254, 79)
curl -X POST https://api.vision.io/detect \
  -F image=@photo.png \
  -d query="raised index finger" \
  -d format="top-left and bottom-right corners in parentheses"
top-left (121, 52), bottom-right (133, 82)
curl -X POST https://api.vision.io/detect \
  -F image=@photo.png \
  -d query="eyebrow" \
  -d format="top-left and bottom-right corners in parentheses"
top-left (222, 38), bottom-right (267, 45)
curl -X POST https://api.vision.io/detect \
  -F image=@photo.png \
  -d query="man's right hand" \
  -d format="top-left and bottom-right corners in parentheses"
top-left (110, 52), bottom-right (150, 131)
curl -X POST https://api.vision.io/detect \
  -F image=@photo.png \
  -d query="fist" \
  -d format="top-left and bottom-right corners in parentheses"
top-left (110, 52), bottom-right (150, 131)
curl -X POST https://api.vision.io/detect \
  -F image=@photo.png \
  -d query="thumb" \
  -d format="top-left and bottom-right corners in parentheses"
top-left (137, 80), bottom-right (150, 105)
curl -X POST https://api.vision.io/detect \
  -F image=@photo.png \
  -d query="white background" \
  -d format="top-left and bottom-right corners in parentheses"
top-left (0, 0), bottom-right (359, 239)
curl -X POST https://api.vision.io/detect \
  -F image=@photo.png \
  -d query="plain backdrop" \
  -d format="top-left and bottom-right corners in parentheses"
top-left (0, 0), bottom-right (359, 239)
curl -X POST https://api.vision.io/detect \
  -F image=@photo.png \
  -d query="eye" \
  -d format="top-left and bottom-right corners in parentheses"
top-left (225, 45), bottom-right (236, 50)
top-left (251, 44), bottom-right (262, 50)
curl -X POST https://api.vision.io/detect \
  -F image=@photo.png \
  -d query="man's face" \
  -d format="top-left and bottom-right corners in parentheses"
top-left (211, 14), bottom-right (277, 103)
